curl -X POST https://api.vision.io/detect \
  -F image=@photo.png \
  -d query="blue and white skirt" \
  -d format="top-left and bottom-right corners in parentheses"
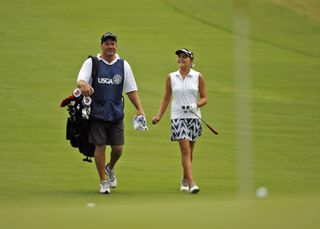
top-left (171, 118), bottom-right (202, 141)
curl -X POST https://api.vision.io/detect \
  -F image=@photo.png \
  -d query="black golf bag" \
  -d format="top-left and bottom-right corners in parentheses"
top-left (66, 94), bottom-right (95, 162)
top-left (60, 56), bottom-right (99, 162)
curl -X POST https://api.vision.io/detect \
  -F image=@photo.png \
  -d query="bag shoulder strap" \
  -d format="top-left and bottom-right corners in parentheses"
top-left (87, 55), bottom-right (99, 89)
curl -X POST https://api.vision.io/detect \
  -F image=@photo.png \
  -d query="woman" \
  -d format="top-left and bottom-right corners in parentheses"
top-left (152, 48), bottom-right (207, 194)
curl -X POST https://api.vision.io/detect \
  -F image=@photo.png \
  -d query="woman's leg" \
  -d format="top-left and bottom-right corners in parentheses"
top-left (189, 140), bottom-right (196, 162)
top-left (179, 139), bottom-right (193, 186)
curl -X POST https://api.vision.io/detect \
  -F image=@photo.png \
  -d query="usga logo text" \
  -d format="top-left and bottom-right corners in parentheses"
top-left (98, 75), bottom-right (122, 85)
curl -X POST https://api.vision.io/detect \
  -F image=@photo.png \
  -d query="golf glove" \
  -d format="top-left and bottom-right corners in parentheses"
top-left (132, 115), bottom-right (149, 131)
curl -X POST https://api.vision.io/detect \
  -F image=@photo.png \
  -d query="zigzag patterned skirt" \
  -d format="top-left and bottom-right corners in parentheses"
top-left (171, 118), bottom-right (202, 141)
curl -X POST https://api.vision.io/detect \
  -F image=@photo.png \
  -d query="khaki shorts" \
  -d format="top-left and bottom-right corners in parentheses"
top-left (89, 119), bottom-right (124, 146)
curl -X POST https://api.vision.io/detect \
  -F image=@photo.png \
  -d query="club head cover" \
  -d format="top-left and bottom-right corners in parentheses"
top-left (60, 95), bottom-right (75, 107)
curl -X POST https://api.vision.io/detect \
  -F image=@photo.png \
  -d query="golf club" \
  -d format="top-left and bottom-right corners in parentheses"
top-left (191, 110), bottom-right (218, 135)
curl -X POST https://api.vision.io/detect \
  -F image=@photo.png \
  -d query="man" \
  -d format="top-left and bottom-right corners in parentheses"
top-left (77, 32), bottom-right (145, 194)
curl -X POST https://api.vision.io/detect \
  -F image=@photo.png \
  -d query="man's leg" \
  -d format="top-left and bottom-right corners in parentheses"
top-left (108, 145), bottom-right (123, 169)
top-left (105, 145), bottom-right (123, 188)
top-left (95, 144), bottom-right (111, 194)
top-left (94, 145), bottom-right (107, 181)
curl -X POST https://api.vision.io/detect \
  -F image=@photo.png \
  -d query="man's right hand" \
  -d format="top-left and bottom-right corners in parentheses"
top-left (78, 80), bottom-right (94, 96)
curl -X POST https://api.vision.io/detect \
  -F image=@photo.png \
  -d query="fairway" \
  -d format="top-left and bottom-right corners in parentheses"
top-left (0, 0), bottom-right (320, 228)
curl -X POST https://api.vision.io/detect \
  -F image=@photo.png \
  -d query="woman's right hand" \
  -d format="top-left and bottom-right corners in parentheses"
top-left (151, 116), bottom-right (160, 125)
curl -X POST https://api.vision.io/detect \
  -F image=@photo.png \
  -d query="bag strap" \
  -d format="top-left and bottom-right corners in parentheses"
top-left (87, 55), bottom-right (99, 89)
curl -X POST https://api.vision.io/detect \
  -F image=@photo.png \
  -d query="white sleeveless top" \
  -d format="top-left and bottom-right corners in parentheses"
top-left (170, 69), bottom-right (201, 119)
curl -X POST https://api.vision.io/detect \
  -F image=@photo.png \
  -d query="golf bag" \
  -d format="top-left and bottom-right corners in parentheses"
top-left (60, 56), bottom-right (99, 162)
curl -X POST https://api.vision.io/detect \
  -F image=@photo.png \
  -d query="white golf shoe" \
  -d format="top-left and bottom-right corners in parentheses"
top-left (180, 179), bottom-right (189, 192)
top-left (105, 164), bottom-right (117, 188)
top-left (189, 184), bottom-right (200, 194)
top-left (100, 180), bottom-right (110, 194)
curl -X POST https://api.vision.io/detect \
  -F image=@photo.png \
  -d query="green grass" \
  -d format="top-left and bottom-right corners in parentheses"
top-left (0, 0), bottom-right (320, 228)
top-left (1, 197), bottom-right (320, 229)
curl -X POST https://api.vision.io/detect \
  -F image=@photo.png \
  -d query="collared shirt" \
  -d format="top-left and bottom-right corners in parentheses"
top-left (77, 54), bottom-right (137, 93)
top-left (170, 69), bottom-right (201, 119)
